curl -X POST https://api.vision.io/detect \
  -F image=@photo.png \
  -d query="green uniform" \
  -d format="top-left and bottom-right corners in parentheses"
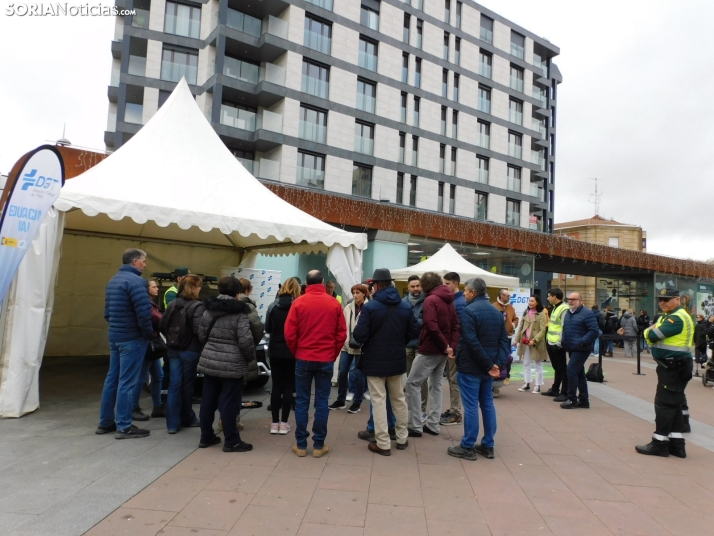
top-left (644, 306), bottom-right (694, 439)
top-left (163, 285), bottom-right (178, 310)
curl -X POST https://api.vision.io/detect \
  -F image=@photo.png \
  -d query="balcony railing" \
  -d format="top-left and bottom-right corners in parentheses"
top-left (531, 151), bottom-right (546, 171)
top-left (508, 144), bottom-right (522, 159)
top-left (220, 105), bottom-right (256, 131)
top-left (511, 43), bottom-right (524, 59)
top-left (359, 51), bottom-right (378, 72)
top-left (532, 118), bottom-right (547, 139)
top-left (507, 177), bottom-right (521, 192)
top-left (357, 93), bottom-right (376, 113)
top-left (506, 211), bottom-right (521, 227)
top-left (263, 15), bottom-right (288, 39)
top-left (475, 204), bottom-right (487, 220)
top-left (478, 97), bottom-right (490, 114)
top-left (255, 159), bottom-right (280, 181)
top-left (530, 183), bottom-right (545, 201)
top-left (128, 55), bottom-right (146, 77)
top-left (161, 60), bottom-right (197, 85)
top-left (480, 62), bottom-right (491, 79)
top-left (510, 75), bottom-right (524, 93)
top-left (305, 29), bottom-right (331, 54)
top-left (299, 121), bottom-right (327, 144)
top-left (477, 169), bottom-right (489, 184)
top-left (224, 57), bottom-right (259, 84)
top-left (259, 62), bottom-right (286, 86)
top-left (236, 157), bottom-right (254, 174)
top-left (124, 103), bottom-right (143, 124)
top-left (355, 136), bottom-right (374, 155)
top-left (532, 88), bottom-right (548, 107)
top-left (227, 9), bottom-right (262, 37)
top-left (306, 0), bottom-right (333, 10)
top-left (302, 76), bottom-right (328, 99)
top-left (509, 109), bottom-right (523, 125)
top-left (257, 110), bottom-right (283, 133)
top-left (480, 27), bottom-right (493, 44)
top-left (477, 133), bottom-right (490, 149)
top-left (297, 166), bottom-right (325, 189)
top-left (131, 8), bottom-right (150, 29)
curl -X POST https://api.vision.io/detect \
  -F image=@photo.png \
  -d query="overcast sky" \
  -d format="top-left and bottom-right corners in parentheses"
top-left (1, 0), bottom-right (712, 260)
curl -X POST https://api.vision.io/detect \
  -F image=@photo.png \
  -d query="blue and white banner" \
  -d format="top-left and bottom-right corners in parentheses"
top-left (0, 146), bottom-right (65, 304)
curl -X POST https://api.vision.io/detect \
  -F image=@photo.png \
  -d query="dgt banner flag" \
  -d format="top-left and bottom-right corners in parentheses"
top-left (0, 145), bottom-right (65, 304)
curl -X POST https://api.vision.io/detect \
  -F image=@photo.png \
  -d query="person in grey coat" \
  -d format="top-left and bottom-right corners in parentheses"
top-left (197, 276), bottom-right (256, 453)
top-left (620, 309), bottom-right (639, 357)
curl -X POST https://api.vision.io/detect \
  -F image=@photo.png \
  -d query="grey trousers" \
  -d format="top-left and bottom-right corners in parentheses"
top-left (406, 348), bottom-right (428, 412)
top-left (406, 352), bottom-right (447, 433)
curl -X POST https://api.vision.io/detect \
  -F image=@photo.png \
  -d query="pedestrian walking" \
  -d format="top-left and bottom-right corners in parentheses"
top-left (560, 292), bottom-right (599, 409)
top-left (514, 295), bottom-right (548, 394)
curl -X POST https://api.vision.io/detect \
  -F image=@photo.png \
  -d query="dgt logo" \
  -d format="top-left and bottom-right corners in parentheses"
top-left (21, 169), bottom-right (59, 191)
top-left (509, 293), bottom-right (528, 305)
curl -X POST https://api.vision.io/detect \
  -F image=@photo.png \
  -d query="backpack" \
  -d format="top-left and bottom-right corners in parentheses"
top-left (604, 315), bottom-right (619, 335)
top-left (161, 300), bottom-right (199, 350)
top-left (586, 362), bottom-right (604, 382)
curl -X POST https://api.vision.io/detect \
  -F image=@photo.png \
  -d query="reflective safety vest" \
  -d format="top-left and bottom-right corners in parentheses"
top-left (163, 285), bottom-right (178, 309)
top-left (646, 308), bottom-right (694, 357)
top-left (546, 302), bottom-right (568, 345)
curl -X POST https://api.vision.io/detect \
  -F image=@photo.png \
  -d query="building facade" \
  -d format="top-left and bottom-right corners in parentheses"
top-left (106, 0), bottom-right (561, 233)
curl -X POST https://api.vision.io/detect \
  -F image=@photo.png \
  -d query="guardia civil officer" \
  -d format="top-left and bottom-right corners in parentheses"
top-left (635, 288), bottom-right (694, 458)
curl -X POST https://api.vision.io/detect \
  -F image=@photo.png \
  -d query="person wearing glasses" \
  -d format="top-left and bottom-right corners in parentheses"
top-left (636, 288), bottom-right (694, 458)
top-left (559, 292), bottom-right (599, 409)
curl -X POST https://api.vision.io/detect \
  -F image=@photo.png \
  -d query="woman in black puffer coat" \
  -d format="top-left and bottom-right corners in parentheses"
top-left (197, 276), bottom-right (256, 453)
top-left (265, 277), bottom-right (301, 434)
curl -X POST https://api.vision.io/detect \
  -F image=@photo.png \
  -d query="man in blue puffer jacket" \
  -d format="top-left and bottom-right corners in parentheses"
top-left (560, 292), bottom-right (599, 409)
top-left (97, 249), bottom-right (154, 439)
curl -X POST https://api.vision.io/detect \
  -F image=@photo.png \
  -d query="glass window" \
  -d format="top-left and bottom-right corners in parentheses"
top-left (226, 8), bottom-right (261, 37)
top-left (361, 4), bottom-right (379, 31)
top-left (356, 79), bottom-right (376, 113)
top-left (438, 181), bottom-right (444, 212)
top-left (409, 175), bottom-right (417, 206)
top-left (511, 31), bottom-right (525, 59)
top-left (359, 37), bottom-right (378, 71)
top-left (454, 37), bottom-right (461, 65)
top-left (397, 172), bottom-right (404, 204)
top-left (506, 199), bottom-right (521, 226)
top-left (158, 89), bottom-right (171, 109)
top-left (412, 135), bottom-right (419, 166)
top-left (414, 58), bottom-right (422, 87)
top-left (443, 31), bottom-right (450, 61)
top-left (477, 86), bottom-right (491, 113)
top-left (399, 132), bottom-right (406, 163)
top-left (132, 0), bottom-right (150, 29)
top-left (161, 46), bottom-right (198, 84)
top-left (479, 50), bottom-right (492, 78)
top-left (456, 1), bottom-right (462, 29)
top-left (508, 131), bottom-right (522, 158)
top-left (302, 60), bottom-right (329, 98)
top-left (450, 148), bottom-right (457, 176)
top-left (509, 98), bottom-right (523, 125)
top-left (352, 164), bottom-right (372, 198)
top-left (354, 121), bottom-right (375, 155)
top-left (416, 19), bottom-right (423, 49)
top-left (609, 237), bottom-right (619, 248)
top-left (442, 69), bottom-right (448, 98)
top-left (165, 1), bottom-right (200, 39)
top-left (413, 0), bottom-right (423, 10)
top-left (441, 106), bottom-right (447, 135)
top-left (304, 16), bottom-right (331, 55)
top-left (231, 148), bottom-right (255, 174)
top-left (475, 192), bottom-right (488, 220)
top-left (402, 53), bottom-right (409, 83)
top-left (439, 144), bottom-right (446, 173)
top-left (403, 13), bottom-right (411, 43)
top-left (299, 105), bottom-right (327, 144)
top-left (400, 92), bottom-right (407, 122)
top-left (477, 120), bottom-right (490, 148)
top-left (452, 110), bottom-right (458, 138)
top-left (297, 151), bottom-right (325, 189)
top-left (476, 156), bottom-right (489, 184)
top-left (220, 100), bottom-right (257, 131)
top-left (223, 55), bottom-right (259, 83)
top-left (480, 15), bottom-right (493, 44)
top-left (449, 184), bottom-right (456, 214)
top-left (453, 74), bottom-right (459, 102)
top-left (444, 0), bottom-right (451, 24)
top-left (306, 0), bottom-right (333, 9)
top-left (510, 65), bottom-right (524, 92)
top-left (507, 165), bottom-right (521, 192)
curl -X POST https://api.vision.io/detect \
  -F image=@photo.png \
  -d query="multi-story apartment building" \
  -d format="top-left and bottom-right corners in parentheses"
top-left (106, 0), bottom-right (561, 233)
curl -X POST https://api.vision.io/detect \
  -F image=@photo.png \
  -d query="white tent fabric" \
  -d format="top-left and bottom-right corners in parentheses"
top-left (0, 209), bottom-right (64, 417)
top-left (390, 243), bottom-right (519, 287)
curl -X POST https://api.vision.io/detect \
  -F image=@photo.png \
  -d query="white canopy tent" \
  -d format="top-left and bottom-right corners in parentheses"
top-left (390, 243), bottom-right (519, 287)
top-left (0, 79), bottom-right (366, 417)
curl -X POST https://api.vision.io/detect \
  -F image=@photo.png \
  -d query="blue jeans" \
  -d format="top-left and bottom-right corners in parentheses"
top-left (566, 351), bottom-right (590, 404)
top-left (348, 358), bottom-right (369, 395)
top-left (593, 330), bottom-right (602, 356)
top-left (295, 359), bottom-right (333, 449)
top-left (133, 358), bottom-right (164, 410)
top-left (337, 351), bottom-right (365, 403)
top-left (99, 339), bottom-right (148, 431)
top-left (166, 349), bottom-right (200, 431)
top-left (367, 394), bottom-right (396, 432)
top-left (605, 340), bottom-right (614, 354)
top-left (457, 372), bottom-right (496, 449)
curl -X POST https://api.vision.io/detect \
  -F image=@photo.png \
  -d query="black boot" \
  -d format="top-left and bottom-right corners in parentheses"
top-left (682, 415), bottom-right (691, 433)
top-left (668, 438), bottom-right (686, 458)
top-left (635, 437), bottom-right (669, 457)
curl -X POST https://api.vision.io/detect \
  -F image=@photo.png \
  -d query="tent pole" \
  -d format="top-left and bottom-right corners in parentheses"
top-left (223, 234), bottom-right (246, 263)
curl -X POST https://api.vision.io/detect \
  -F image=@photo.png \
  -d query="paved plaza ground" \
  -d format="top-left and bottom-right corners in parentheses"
top-left (3, 350), bottom-right (714, 536)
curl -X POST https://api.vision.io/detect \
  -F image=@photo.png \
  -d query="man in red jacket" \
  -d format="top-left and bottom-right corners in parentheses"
top-left (284, 270), bottom-right (347, 458)
top-left (405, 272), bottom-right (460, 437)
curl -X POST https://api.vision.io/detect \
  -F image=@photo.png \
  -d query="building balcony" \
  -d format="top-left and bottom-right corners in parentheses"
top-left (111, 40), bottom-right (122, 59)
top-left (354, 136), bottom-right (374, 156)
top-left (124, 103), bottom-right (143, 125)
top-left (297, 166), bottom-right (325, 189)
top-left (131, 8), bottom-right (150, 29)
top-left (128, 55), bottom-right (146, 77)
top-left (299, 121), bottom-right (326, 144)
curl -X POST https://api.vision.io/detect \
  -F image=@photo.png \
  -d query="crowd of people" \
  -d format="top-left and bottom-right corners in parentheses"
top-left (97, 248), bottom-right (696, 460)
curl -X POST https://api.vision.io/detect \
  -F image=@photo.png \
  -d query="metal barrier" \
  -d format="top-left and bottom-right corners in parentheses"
top-left (598, 334), bottom-right (644, 375)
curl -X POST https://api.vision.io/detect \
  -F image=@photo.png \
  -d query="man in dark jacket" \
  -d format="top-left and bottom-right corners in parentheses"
top-left (353, 269), bottom-right (419, 455)
top-left (97, 249), bottom-right (154, 439)
top-left (405, 272), bottom-right (460, 436)
top-left (441, 272), bottom-right (466, 426)
top-left (447, 278), bottom-right (509, 461)
top-left (403, 275), bottom-right (427, 415)
top-left (560, 292), bottom-right (600, 409)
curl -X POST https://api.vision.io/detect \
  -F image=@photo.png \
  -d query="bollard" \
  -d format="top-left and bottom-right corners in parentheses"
top-left (633, 335), bottom-right (645, 376)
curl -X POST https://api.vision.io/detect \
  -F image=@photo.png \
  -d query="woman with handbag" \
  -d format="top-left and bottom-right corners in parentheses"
top-left (132, 279), bottom-right (166, 421)
top-left (619, 309), bottom-right (639, 357)
top-left (265, 277), bottom-right (301, 434)
top-left (515, 295), bottom-right (548, 394)
top-left (329, 284), bottom-right (370, 414)
top-left (159, 274), bottom-right (205, 434)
